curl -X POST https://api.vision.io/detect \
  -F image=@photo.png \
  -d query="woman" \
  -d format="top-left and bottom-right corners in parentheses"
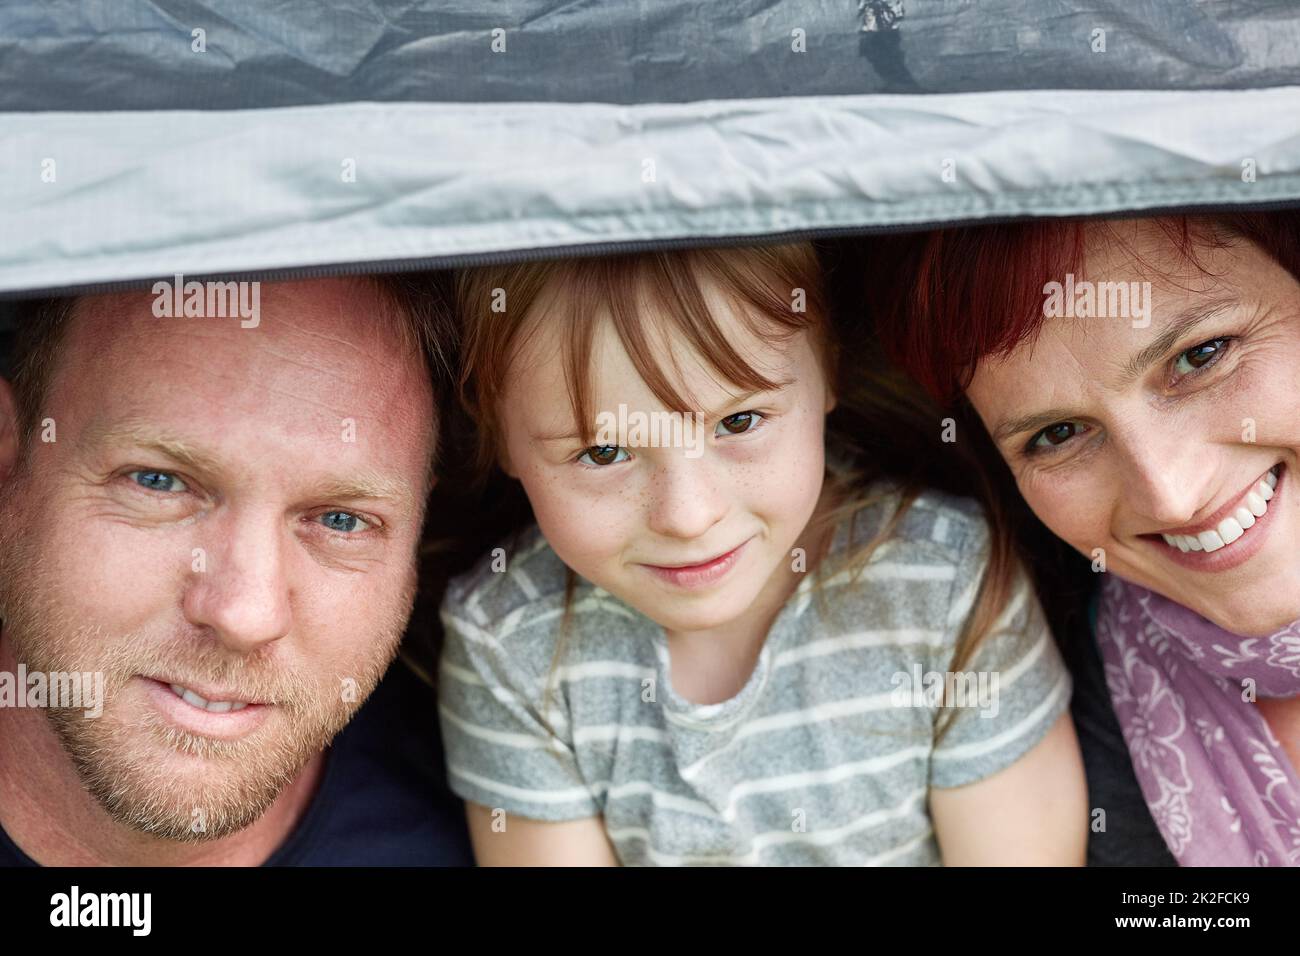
top-left (873, 212), bottom-right (1300, 866)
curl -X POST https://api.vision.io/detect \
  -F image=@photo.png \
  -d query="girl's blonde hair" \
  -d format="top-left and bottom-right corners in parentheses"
top-left (453, 242), bottom-right (1018, 742)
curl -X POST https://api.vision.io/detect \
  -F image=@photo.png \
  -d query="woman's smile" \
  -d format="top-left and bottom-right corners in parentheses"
top-left (1140, 463), bottom-right (1283, 573)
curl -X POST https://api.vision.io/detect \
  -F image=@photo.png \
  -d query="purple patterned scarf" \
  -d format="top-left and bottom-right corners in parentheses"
top-left (1096, 574), bottom-right (1300, 865)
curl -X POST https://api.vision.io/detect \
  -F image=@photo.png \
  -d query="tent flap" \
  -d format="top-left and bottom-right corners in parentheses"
top-left (3, 87), bottom-right (1300, 296)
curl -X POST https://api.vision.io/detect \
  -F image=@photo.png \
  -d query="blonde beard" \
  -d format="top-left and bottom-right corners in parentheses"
top-left (0, 500), bottom-right (412, 844)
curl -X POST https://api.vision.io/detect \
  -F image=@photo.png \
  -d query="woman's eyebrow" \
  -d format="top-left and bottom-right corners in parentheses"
top-left (1118, 295), bottom-right (1240, 384)
top-left (993, 408), bottom-right (1079, 444)
top-left (993, 296), bottom-right (1243, 443)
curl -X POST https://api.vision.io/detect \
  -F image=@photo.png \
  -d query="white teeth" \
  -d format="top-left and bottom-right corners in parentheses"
top-left (168, 682), bottom-right (249, 714)
top-left (1163, 468), bottom-right (1281, 555)
top-left (1198, 529), bottom-right (1226, 552)
top-left (181, 688), bottom-right (208, 709)
top-left (1217, 517), bottom-right (1244, 545)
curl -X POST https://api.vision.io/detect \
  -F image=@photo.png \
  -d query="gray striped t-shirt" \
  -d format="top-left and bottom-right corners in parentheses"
top-left (438, 487), bottom-right (1071, 865)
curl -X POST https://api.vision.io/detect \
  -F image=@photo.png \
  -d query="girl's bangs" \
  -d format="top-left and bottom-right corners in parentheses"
top-left (556, 246), bottom-right (825, 448)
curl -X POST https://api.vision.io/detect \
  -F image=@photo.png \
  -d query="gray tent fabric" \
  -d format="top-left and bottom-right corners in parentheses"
top-left (2, 1), bottom-right (1300, 109)
top-left (3, 87), bottom-right (1300, 297)
top-left (1, 2), bottom-right (1299, 298)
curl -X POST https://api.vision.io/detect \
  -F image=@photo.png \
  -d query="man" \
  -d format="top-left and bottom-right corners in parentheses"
top-left (0, 276), bottom-right (472, 865)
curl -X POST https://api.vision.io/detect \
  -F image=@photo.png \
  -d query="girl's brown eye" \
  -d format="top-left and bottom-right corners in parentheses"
top-left (578, 444), bottom-right (627, 467)
top-left (718, 412), bottom-right (755, 435)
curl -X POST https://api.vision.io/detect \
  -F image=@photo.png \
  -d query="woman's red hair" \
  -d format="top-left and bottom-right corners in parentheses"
top-left (873, 211), bottom-right (1300, 406)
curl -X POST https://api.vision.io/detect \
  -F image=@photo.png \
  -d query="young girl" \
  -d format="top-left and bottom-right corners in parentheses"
top-left (438, 242), bottom-right (1085, 865)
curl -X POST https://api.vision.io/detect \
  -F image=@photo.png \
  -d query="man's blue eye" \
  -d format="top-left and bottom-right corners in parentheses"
top-left (320, 511), bottom-right (364, 533)
top-left (130, 470), bottom-right (186, 493)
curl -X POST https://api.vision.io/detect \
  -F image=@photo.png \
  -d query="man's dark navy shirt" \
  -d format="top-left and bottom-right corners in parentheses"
top-left (0, 659), bottom-right (474, 866)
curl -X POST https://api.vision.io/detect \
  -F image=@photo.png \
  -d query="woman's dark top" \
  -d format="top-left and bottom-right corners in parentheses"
top-left (1067, 594), bottom-right (1177, 866)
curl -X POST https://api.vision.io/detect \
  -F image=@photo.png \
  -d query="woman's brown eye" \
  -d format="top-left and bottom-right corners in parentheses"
top-left (717, 412), bottom-right (755, 435)
top-left (1174, 338), bottom-right (1228, 375)
top-left (1029, 422), bottom-right (1079, 452)
top-left (1043, 423), bottom-right (1076, 445)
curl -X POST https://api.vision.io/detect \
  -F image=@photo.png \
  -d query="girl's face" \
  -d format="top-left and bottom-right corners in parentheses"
top-left (967, 219), bottom-right (1300, 636)
top-left (497, 281), bottom-right (834, 636)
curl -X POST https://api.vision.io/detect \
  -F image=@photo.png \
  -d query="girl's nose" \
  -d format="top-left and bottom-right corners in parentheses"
top-left (644, 458), bottom-right (728, 540)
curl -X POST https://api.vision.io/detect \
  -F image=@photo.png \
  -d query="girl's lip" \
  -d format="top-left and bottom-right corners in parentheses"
top-left (1143, 465), bottom-right (1283, 574)
top-left (640, 537), bottom-right (752, 590)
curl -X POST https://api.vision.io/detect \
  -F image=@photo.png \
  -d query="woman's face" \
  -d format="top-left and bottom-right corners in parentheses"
top-left (967, 218), bottom-right (1300, 636)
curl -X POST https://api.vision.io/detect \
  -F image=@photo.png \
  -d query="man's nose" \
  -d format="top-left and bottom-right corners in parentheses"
top-left (644, 455), bottom-right (728, 540)
top-left (183, 509), bottom-right (293, 654)
top-left (1113, 423), bottom-right (1216, 529)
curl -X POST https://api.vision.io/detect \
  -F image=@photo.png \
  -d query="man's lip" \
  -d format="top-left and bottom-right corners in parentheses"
top-left (1145, 464), bottom-right (1281, 537)
top-left (144, 676), bottom-right (268, 706)
top-left (140, 677), bottom-right (272, 741)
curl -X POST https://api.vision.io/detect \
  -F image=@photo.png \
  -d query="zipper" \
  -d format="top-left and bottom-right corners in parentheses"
top-left (5, 195), bottom-right (1300, 301)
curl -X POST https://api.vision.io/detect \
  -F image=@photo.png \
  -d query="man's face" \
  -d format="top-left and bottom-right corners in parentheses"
top-left (0, 278), bottom-right (435, 841)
